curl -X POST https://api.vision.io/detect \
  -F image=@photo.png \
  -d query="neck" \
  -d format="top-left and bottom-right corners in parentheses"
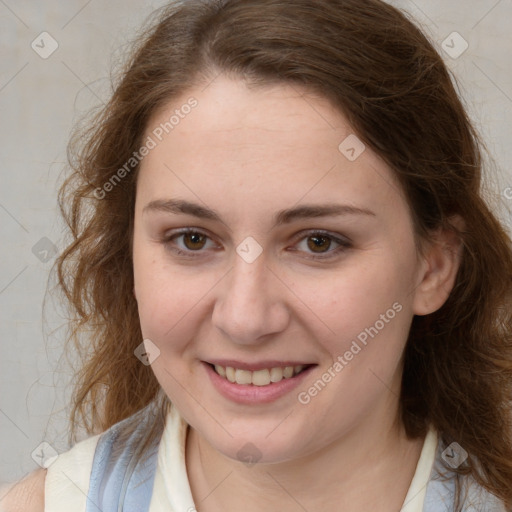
top-left (185, 406), bottom-right (425, 512)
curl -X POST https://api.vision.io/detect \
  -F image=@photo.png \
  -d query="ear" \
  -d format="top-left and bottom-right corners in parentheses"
top-left (412, 215), bottom-right (465, 316)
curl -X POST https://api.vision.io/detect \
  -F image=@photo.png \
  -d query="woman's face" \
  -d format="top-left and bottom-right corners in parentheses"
top-left (132, 75), bottom-right (428, 463)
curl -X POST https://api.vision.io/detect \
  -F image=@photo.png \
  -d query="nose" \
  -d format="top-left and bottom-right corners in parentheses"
top-left (211, 253), bottom-right (290, 345)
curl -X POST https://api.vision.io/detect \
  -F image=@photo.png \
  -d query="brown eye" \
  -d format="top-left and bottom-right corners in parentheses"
top-left (306, 234), bottom-right (333, 253)
top-left (293, 230), bottom-right (352, 260)
top-left (182, 232), bottom-right (207, 251)
top-left (160, 228), bottom-right (216, 257)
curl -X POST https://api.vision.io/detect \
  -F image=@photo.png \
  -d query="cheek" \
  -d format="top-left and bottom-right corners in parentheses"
top-left (134, 246), bottom-right (181, 338)
top-left (295, 262), bottom-right (410, 423)
top-left (298, 253), bottom-right (410, 349)
top-left (133, 246), bottom-right (216, 351)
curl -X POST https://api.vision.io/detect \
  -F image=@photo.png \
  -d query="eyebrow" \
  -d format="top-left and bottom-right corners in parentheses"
top-left (142, 198), bottom-right (376, 227)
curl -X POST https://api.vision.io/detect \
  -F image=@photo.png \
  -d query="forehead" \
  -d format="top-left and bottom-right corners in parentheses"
top-left (136, 75), bottom-right (406, 224)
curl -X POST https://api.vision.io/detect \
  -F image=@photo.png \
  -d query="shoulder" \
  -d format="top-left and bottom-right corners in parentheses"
top-left (0, 468), bottom-right (46, 512)
top-left (43, 433), bottom-right (101, 512)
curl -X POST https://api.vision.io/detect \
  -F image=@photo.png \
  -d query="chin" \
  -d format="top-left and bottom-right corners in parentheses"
top-left (198, 421), bottom-right (311, 466)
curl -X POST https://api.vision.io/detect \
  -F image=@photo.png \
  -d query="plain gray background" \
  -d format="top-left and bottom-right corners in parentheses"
top-left (0, 0), bottom-right (511, 486)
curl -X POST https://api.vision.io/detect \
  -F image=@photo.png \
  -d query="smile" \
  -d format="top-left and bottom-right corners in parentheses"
top-left (203, 361), bottom-right (316, 404)
top-left (211, 364), bottom-right (310, 386)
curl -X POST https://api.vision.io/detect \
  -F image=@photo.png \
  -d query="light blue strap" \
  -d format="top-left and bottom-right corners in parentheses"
top-left (423, 439), bottom-right (507, 511)
top-left (85, 407), bottom-right (161, 512)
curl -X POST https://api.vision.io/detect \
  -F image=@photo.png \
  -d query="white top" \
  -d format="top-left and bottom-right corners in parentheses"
top-left (45, 406), bottom-right (438, 511)
top-left (45, 433), bottom-right (100, 512)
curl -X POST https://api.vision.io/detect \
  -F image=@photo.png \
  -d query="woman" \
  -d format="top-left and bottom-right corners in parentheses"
top-left (3, 0), bottom-right (511, 510)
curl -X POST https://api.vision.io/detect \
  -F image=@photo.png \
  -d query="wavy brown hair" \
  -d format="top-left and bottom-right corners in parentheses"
top-left (53, 0), bottom-right (512, 508)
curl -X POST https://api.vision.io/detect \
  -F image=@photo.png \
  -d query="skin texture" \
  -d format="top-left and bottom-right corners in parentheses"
top-left (0, 469), bottom-right (46, 512)
top-left (132, 75), bottom-right (462, 511)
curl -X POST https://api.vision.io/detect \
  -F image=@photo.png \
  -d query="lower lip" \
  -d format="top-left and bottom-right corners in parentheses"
top-left (203, 362), bottom-right (316, 404)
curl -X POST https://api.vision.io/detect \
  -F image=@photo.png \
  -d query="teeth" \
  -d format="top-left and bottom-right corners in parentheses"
top-left (235, 369), bottom-right (252, 385)
top-left (215, 365), bottom-right (226, 377)
top-left (213, 364), bottom-right (306, 385)
top-left (252, 369), bottom-right (271, 386)
top-left (226, 366), bottom-right (236, 383)
top-left (269, 367), bottom-right (283, 382)
top-left (283, 366), bottom-right (294, 379)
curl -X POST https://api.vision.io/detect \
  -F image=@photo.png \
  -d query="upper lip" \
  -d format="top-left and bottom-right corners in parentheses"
top-left (205, 359), bottom-right (316, 371)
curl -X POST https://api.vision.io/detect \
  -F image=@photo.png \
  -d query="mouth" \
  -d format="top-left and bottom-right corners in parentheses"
top-left (206, 362), bottom-right (315, 386)
top-left (202, 360), bottom-right (317, 404)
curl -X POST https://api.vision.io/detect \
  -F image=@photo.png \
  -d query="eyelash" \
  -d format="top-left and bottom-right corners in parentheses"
top-left (159, 228), bottom-right (352, 261)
